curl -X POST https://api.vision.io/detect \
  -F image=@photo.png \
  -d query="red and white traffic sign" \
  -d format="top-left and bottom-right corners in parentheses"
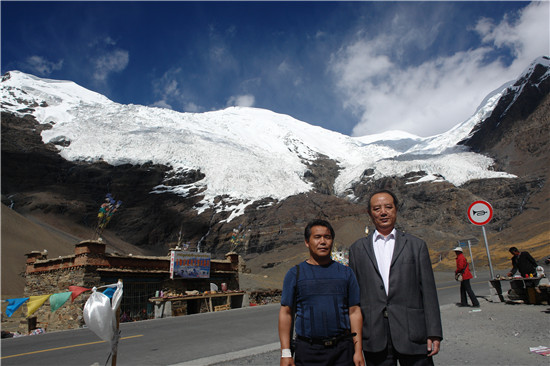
top-left (467, 200), bottom-right (493, 226)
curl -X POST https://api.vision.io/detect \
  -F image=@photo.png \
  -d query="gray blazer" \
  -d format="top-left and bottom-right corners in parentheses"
top-left (349, 230), bottom-right (443, 355)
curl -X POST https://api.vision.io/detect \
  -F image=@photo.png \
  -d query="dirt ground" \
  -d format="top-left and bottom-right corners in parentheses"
top-left (0, 204), bottom-right (152, 298)
top-left (210, 299), bottom-right (550, 366)
top-left (437, 300), bottom-right (550, 365)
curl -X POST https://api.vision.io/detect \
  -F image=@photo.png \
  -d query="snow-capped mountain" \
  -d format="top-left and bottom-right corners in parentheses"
top-left (5, 59), bottom-right (543, 220)
top-left (2, 57), bottom-right (549, 256)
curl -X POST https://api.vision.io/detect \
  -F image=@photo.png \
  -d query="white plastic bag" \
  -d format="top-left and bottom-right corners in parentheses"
top-left (84, 290), bottom-right (113, 342)
top-left (83, 281), bottom-right (123, 353)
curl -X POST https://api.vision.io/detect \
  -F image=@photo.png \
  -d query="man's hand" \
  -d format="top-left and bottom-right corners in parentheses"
top-left (427, 337), bottom-right (441, 357)
top-left (349, 305), bottom-right (364, 366)
top-left (278, 306), bottom-right (295, 365)
top-left (353, 350), bottom-right (365, 366)
top-left (280, 356), bottom-right (295, 366)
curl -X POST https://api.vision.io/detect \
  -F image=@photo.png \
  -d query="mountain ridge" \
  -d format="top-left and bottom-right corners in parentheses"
top-left (1, 57), bottom-right (549, 294)
top-left (2, 63), bottom-right (533, 218)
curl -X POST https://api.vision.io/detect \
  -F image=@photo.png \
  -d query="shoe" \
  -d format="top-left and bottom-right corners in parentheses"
top-left (472, 304), bottom-right (480, 307)
top-left (456, 303), bottom-right (469, 307)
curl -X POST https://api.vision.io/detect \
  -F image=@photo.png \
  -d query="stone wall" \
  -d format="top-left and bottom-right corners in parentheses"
top-left (19, 243), bottom-right (242, 333)
top-left (22, 267), bottom-right (95, 333)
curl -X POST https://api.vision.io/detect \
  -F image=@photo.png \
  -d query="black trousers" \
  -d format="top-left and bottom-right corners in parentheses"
top-left (295, 337), bottom-right (355, 366)
top-left (460, 279), bottom-right (479, 306)
top-left (364, 317), bottom-right (434, 366)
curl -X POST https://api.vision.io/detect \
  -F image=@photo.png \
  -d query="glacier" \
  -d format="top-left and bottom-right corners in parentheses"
top-left (1, 70), bottom-right (519, 218)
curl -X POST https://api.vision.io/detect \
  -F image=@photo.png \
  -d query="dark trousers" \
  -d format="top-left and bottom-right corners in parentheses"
top-left (460, 279), bottom-right (479, 306)
top-left (364, 317), bottom-right (434, 366)
top-left (295, 337), bottom-right (355, 366)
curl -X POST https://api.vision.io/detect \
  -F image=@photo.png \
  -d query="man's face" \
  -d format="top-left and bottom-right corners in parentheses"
top-left (305, 225), bottom-right (333, 259)
top-left (369, 192), bottom-right (397, 235)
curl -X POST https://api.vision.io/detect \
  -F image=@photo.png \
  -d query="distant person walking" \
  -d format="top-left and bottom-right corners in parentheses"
top-left (278, 219), bottom-right (364, 366)
top-left (453, 247), bottom-right (479, 307)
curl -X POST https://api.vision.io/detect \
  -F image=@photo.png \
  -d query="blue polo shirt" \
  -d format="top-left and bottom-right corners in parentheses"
top-left (281, 260), bottom-right (360, 339)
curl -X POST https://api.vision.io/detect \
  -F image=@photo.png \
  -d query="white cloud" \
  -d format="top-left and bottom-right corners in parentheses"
top-left (165, 80), bottom-right (179, 96)
top-left (150, 100), bottom-right (173, 110)
top-left (207, 25), bottom-right (238, 71)
top-left (24, 55), bottom-right (63, 76)
top-left (103, 36), bottom-right (117, 46)
top-left (152, 68), bottom-right (205, 113)
top-left (330, 2), bottom-right (549, 137)
top-left (278, 60), bottom-right (292, 74)
top-left (184, 102), bottom-right (201, 113)
top-left (315, 30), bottom-right (327, 39)
top-left (474, 2), bottom-right (550, 69)
top-left (226, 94), bottom-right (255, 108)
top-left (275, 60), bottom-right (303, 88)
top-left (153, 69), bottom-right (182, 98)
top-left (92, 49), bottom-right (129, 82)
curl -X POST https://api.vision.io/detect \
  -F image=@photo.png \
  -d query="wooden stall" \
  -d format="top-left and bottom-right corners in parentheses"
top-left (150, 291), bottom-right (247, 318)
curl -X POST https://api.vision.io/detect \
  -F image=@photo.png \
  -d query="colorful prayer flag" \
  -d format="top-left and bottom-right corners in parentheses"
top-left (6, 297), bottom-right (29, 317)
top-left (69, 286), bottom-right (91, 302)
top-left (102, 287), bottom-right (116, 299)
top-left (49, 292), bottom-right (72, 312)
top-left (27, 295), bottom-right (51, 317)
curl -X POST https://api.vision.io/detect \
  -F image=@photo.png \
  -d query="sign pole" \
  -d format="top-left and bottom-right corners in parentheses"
top-left (112, 306), bottom-right (120, 366)
top-left (467, 240), bottom-right (477, 278)
top-left (112, 278), bottom-right (122, 366)
top-left (481, 226), bottom-right (494, 279)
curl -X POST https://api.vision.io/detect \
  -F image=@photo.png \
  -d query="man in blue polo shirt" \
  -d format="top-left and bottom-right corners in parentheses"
top-left (278, 219), bottom-right (364, 366)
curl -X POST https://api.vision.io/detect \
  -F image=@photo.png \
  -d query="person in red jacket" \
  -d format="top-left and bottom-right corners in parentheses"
top-left (454, 247), bottom-right (480, 307)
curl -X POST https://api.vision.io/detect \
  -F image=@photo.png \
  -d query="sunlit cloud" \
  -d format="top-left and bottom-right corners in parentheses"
top-left (474, 2), bottom-right (549, 68)
top-left (227, 94), bottom-right (255, 107)
top-left (277, 60), bottom-right (292, 74)
top-left (92, 49), bottom-right (129, 82)
top-left (150, 100), bottom-right (172, 110)
top-left (24, 55), bottom-right (63, 76)
top-left (151, 68), bottom-right (183, 109)
top-left (330, 1), bottom-right (549, 137)
top-left (152, 68), bottom-right (206, 112)
top-left (184, 102), bottom-right (201, 113)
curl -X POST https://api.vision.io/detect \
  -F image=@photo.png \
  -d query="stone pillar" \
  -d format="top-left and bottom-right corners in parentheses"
top-left (225, 252), bottom-right (239, 269)
top-left (74, 241), bottom-right (107, 266)
top-left (25, 251), bottom-right (46, 274)
top-left (225, 252), bottom-right (240, 290)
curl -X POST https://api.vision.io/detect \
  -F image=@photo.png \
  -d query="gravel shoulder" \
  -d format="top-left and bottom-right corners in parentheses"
top-left (438, 300), bottom-right (550, 365)
top-left (212, 299), bottom-right (550, 366)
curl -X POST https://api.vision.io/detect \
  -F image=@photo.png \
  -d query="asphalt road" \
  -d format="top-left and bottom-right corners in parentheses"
top-left (434, 270), bottom-right (498, 306)
top-left (1, 303), bottom-right (280, 366)
top-left (0, 271), bottom-right (510, 366)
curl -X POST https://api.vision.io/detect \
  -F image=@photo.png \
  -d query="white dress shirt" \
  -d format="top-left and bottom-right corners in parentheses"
top-left (373, 229), bottom-right (396, 296)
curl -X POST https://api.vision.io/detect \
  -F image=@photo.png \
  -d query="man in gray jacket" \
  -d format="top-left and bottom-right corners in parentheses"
top-left (349, 189), bottom-right (442, 365)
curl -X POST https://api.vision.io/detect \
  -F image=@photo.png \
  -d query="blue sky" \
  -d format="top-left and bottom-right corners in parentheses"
top-left (2, 1), bottom-right (548, 137)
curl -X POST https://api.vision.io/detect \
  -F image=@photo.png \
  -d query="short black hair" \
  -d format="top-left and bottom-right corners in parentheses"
top-left (367, 189), bottom-right (399, 212)
top-left (509, 247), bottom-right (519, 254)
top-left (304, 219), bottom-right (335, 241)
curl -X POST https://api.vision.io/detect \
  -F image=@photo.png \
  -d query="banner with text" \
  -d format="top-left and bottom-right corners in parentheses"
top-left (170, 251), bottom-right (211, 279)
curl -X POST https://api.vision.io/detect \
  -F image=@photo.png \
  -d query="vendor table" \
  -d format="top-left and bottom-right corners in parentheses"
top-left (489, 277), bottom-right (548, 304)
top-left (149, 291), bottom-right (246, 318)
